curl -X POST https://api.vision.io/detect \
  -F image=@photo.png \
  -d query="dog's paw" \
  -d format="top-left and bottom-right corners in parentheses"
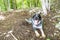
top-left (36, 34), bottom-right (40, 37)
top-left (35, 30), bottom-right (40, 37)
top-left (40, 36), bottom-right (46, 38)
top-left (25, 18), bottom-right (32, 24)
top-left (39, 35), bottom-right (46, 38)
top-left (42, 35), bottom-right (46, 38)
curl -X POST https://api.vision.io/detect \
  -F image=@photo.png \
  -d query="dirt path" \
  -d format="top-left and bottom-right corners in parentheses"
top-left (0, 11), bottom-right (60, 40)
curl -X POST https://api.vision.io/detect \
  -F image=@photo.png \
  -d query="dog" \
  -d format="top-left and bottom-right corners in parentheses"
top-left (25, 13), bottom-right (46, 38)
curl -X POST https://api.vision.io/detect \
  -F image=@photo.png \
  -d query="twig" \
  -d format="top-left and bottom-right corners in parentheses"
top-left (52, 15), bottom-right (60, 19)
top-left (10, 33), bottom-right (18, 40)
top-left (0, 32), bottom-right (6, 36)
top-left (8, 30), bottom-right (18, 40)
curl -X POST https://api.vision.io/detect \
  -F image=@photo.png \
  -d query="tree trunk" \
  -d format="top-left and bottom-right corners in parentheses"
top-left (45, 0), bottom-right (50, 11)
top-left (40, 0), bottom-right (47, 15)
top-left (40, 0), bottom-right (50, 15)
top-left (7, 0), bottom-right (11, 10)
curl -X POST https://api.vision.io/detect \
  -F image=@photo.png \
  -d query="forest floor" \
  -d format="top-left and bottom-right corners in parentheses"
top-left (0, 9), bottom-right (60, 40)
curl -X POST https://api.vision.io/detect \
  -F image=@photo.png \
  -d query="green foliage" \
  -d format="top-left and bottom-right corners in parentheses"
top-left (46, 38), bottom-right (50, 40)
top-left (0, 0), bottom-right (5, 11)
top-left (0, 0), bottom-right (42, 11)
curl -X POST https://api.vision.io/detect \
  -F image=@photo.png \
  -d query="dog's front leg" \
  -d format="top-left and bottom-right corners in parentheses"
top-left (34, 30), bottom-right (40, 37)
top-left (25, 18), bottom-right (32, 24)
top-left (40, 29), bottom-right (46, 38)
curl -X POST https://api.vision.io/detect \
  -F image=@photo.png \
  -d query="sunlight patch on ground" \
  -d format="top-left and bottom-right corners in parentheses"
top-left (0, 15), bottom-right (6, 20)
top-left (55, 22), bottom-right (60, 30)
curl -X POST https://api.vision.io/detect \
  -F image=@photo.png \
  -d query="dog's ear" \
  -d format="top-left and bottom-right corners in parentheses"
top-left (32, 13), bottom-right (36, 18)
top-left (37, 11), bottom-right (42, 14)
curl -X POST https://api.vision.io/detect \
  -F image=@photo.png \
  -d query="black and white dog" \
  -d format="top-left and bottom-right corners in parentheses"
top-left (25, 13), bottom-right (46, 38)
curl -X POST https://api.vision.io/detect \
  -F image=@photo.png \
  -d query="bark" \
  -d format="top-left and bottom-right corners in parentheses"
top-left (40, 0), bottom-right (47, 15)
top-left (40, 0), bottom-right (50, 15)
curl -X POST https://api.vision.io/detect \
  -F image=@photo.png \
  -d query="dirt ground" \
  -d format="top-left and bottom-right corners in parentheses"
top-left (0, 10), bottom-right (60, 40)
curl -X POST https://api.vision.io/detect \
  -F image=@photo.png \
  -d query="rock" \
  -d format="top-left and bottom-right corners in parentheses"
top-left (26, 30), bottom-right (30, 32)
top-left (5, 34), bottom-right (10, 37)
top-left (55, 22), bottom-right (60, 30)
top-left (0, 15), bottom-right (5, 20)
top-left (54, 33), bottom-right (57, 36)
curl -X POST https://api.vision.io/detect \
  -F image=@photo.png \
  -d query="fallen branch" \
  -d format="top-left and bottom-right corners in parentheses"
top-left (8, 30), bottom-right (18, 40)
top-left (52, 15), bottom-right (60, 19)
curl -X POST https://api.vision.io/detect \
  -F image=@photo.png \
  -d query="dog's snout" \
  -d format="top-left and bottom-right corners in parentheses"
top-left (35, 17), bottom-right (39, 20)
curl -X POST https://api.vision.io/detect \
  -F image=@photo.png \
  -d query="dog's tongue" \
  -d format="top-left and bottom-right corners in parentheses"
top-left (34, 20), bottom-right (39, 25)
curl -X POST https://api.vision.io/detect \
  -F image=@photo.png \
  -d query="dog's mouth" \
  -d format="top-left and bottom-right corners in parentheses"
top-left (34, 20), bottom-right (40, 25)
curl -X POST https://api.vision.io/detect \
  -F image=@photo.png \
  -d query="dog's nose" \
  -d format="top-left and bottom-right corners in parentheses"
top-left (35, 17), bottom-right (39, 20)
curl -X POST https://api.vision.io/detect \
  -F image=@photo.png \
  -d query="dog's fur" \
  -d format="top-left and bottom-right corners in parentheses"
top-left (25, 13), bottom-right (46, 38)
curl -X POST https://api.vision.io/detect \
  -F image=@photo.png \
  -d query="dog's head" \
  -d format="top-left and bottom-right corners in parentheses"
top-left (32, 14), bottom-right (41, 25)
